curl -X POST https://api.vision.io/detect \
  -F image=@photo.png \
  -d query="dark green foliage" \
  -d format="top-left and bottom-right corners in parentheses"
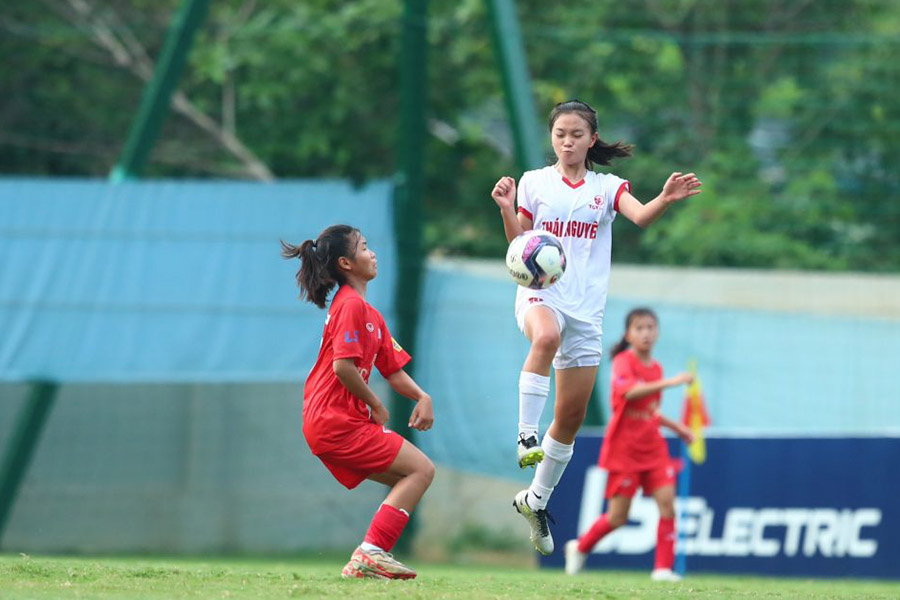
top-left (1, 0), bottom-right (897, 270)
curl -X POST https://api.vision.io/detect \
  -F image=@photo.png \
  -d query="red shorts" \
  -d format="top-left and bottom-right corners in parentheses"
top-left (605, 463), bottom-right (677, 499)
top-left (313, 422), bottom-right (405, 490)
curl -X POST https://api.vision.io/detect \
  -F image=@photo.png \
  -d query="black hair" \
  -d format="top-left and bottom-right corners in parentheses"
top-left (281, 224), bottom-right (360, 309)
top-left (548, 99), bottom-right (634, 169)
top-left (610, 307), bottom-right (658, 358)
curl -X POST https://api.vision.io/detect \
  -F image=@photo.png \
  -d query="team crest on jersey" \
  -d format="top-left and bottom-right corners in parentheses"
top-left (366, 322), bottom-right (375, 332)
top-left (589, 195), bottom-right (604, 210)
top-left (392, 337), bottom-right (403, 352)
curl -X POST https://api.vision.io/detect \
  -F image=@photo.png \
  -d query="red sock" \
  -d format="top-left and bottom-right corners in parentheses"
top-left (655, 516), bottom-right (676, 570)
top-left (577, 514), bottom-right (614, 554)
top-left (363, 504), bottom-right (410, 552)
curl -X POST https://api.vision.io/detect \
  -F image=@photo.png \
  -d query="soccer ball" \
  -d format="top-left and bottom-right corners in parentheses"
top-left (506, 230), bottom-right (566, 289)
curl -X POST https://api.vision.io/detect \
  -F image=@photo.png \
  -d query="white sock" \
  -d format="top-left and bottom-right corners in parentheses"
top-left (527, 434), bottom-right (574, 510)
top-left (518, 371), bottom-right (550, 439)
top-left (360, 542), bottom-right (382, 552)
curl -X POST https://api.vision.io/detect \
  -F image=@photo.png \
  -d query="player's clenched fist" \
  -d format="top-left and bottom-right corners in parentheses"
top-left (491, 176), bottom-right (516, 210)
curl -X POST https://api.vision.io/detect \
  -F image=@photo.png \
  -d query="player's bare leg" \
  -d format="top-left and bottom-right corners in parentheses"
top-left (547, 365), bottom-right (597, 445)
top-left (566, 495), bottom-right (631, 575)
top-left (370, 440), bottom-right (435, 513)
top-left (650, 484), bottom-right (680, 582)
top-left (341, 441), bottom-right (435, 580)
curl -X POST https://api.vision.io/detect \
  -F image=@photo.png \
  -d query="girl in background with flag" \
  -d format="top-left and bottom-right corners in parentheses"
top-left (564, 307), bottom-right (694, 581)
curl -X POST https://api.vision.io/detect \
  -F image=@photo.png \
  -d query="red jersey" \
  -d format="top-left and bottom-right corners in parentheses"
top-left (599, 349), bottom-right (670, 472)
top-left (302, 285), bottom-right (410, 455)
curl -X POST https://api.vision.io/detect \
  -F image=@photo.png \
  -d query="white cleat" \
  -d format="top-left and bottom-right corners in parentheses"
top-left (564, 539), bottom-right (587, 575)
top-left (517, 433), bottom-right (544, 469)
top-left (513, 490), bottom-right (554, 555)
top-left (650, 568), bottom-right (682, 582)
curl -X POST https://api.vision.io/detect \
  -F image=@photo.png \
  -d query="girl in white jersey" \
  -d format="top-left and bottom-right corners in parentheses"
top-left (491, 99), bottom-right (701, 555)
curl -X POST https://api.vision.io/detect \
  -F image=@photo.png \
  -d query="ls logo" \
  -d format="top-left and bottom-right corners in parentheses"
top-left (344, 330), bottom-right (359, 343)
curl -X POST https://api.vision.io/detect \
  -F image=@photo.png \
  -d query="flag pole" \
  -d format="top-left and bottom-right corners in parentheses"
top-left (675, 439), bottom-right (691, 577)
top-left (675, 358), bottom-right (701, 577)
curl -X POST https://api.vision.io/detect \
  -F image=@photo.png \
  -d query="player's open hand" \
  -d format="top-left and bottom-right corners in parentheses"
top-left (677, 424), bottom-right (695, 444)
top-left (371, 402), bottom-right (390, 426)
top-left (673, 372), bottom-right (695, 386)
top-left (661, 172), bottom-right (702, 203)
top-left (491, 176), bottom-right (517, 211)
top-left (409, 395), bottom-right (434, 432)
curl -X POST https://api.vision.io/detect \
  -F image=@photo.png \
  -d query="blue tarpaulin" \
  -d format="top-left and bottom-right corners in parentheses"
top-left (0, 179), bottom-right (396, 383)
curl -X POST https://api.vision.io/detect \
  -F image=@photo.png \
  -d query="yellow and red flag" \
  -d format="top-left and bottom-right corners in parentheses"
top-left (680, 360), bottom-right (710, 464)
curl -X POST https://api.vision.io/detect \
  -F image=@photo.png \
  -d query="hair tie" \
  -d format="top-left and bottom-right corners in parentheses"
top-left (311, 241), bottom-right (318, 251)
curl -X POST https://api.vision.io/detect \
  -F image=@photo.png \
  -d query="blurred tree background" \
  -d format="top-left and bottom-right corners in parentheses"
top-left (1, 0), bottom-right (898, 270)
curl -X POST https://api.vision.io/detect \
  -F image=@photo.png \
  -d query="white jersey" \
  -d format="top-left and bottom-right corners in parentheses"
top-left (515, 166), bottom-right (630, 325)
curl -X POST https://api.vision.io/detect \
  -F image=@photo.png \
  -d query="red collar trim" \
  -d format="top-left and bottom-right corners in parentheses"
top-left (561, 176), bottom-right (585, 189)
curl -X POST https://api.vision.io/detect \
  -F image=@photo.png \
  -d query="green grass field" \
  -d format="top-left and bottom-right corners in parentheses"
top-left (2, 554), bottom-right (898, 599)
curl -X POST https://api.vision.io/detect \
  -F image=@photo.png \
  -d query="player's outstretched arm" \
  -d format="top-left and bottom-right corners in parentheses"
top-left (617, 172), bottom-right (702, 229)
top-left (623, 372), bottom-right (694, 401)
top-left (386, 370), bottom-right (433, 431)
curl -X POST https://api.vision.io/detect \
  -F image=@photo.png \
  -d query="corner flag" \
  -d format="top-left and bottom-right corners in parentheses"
top-left (676, 359), bottom-right (711, 577)
top-left (680, 359), bottom-right (710, 464)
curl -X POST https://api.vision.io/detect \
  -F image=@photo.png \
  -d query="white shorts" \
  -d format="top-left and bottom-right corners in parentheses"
top-left (515, 300), bottom-right (603, 370)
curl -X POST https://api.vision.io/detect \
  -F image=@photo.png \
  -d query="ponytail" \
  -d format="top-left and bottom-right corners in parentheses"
top-left (609, 334), bottom-right (631, 359)
top-left (609, 307), bottom-right (658, 358)
top-left (586, 139), bottom-right (633, 168)
top-left (549, 99), bottom-right (634, 169)
top-left (281, 224), bottom-right (359, 309)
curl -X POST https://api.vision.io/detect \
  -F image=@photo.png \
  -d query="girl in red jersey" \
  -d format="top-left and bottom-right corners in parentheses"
top-left (282, 224), bottom-right (435, 581)
top-left (563, 307), bottom-right (694, 582)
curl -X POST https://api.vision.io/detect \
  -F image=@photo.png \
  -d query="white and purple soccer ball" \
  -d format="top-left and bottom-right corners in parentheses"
top-left (505, 230), bottom-right (566, 289)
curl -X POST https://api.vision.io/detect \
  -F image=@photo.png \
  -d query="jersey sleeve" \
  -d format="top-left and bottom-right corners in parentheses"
top-left (330, 299), bottom-right (367, 362)
top-left (374, 320), bottom-right (412, 378)
top-left (516, 171), bottom-right (535, 223)
top-left (608, 175), bottom-right (631, 216)
top-left (611, 352), bottom-right (639, 399)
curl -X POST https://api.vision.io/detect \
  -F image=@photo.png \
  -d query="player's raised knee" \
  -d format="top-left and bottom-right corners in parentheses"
top-left (531, 329), bottom-right (561, 355)
top-left (418, 457), bottom-right (435, 487)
